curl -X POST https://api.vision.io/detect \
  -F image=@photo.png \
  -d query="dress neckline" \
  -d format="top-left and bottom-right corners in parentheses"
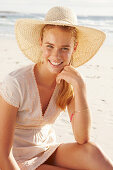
top-left (31, 63), bottom-right (58, 118)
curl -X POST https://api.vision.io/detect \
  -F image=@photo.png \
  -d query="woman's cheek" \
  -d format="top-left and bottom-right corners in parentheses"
top-left (43, 50), bottom-right (50, 59)
top-left (62, 52), bottom-right (71, 62)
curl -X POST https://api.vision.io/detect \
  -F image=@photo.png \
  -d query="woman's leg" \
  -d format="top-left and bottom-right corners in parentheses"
top-left (44, 141), bottom-right (113, 170)
top-left (37, 164), bottom-right (72, 170)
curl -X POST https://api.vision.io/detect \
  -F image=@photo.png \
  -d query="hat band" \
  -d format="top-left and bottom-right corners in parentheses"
top-left (45, 18), bottom-right (77, 26)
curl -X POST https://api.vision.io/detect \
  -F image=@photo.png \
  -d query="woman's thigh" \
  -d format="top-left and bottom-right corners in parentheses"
top-left (44, 142), bottom-right (88, 169)
top-left (44, 141), bottom-right (104, 170)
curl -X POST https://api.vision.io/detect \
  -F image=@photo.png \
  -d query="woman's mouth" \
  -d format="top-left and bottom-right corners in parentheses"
top-left (48, 59), bottom-right (63, 67)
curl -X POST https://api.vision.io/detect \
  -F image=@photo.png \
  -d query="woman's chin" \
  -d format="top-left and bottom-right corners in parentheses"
top-left (48, 67), bottom-right (61, 75)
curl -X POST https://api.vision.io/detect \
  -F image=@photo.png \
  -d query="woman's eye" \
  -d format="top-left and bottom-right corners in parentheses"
top-left (62, 48), bottom-right (69, 51)
top-left (47, 45), bottom-right (53, 48)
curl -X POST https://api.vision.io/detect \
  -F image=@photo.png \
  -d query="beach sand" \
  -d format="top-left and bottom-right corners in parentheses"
top-left (0, 36), bottom-right (113, 162)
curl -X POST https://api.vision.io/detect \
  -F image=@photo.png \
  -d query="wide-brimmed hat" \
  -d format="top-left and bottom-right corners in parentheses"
top-left (15, 6), bottom-right (106, 68)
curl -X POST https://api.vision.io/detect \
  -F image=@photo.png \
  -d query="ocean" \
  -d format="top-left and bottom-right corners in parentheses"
top-left (0, 11), bottom-right (113, 45)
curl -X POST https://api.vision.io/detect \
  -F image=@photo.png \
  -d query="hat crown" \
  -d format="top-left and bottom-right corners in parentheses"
top-left (15, 6), bottom-right (106, 68)
top-left (45, 6), bottom-right (77, 25)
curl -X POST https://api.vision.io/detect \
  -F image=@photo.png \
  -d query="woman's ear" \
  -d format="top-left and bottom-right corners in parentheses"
top-left (72, 42), bottom-right (78, 55)
top-left (39, 37), bottom-right (42, 47)
top-left (74, 42), bottom-right (78, 51)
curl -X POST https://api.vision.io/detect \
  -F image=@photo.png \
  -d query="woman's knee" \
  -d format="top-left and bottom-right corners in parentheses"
top-left (82, 141), bottom-right (103, 158)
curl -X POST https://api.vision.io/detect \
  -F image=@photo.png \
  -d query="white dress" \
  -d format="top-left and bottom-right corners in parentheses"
top-left (0, 63), bottom-right (63, 170)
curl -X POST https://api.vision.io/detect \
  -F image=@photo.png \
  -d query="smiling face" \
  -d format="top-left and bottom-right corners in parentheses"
top-left (40, 25), bottom-right (76, 74)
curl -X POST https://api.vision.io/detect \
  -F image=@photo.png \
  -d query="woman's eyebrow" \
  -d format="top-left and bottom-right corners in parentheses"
top-left (61, 45), bottom-right (71, 47)
top-left (45, 42), bottom-right (54, 45)
top-left (45, 42), bottom-right (70, 47)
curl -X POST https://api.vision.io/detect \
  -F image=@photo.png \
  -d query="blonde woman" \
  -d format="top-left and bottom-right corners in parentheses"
top-left (0, 6), bottom-right (113, 170)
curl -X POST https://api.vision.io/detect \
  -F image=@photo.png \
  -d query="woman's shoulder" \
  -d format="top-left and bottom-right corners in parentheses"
top-left (8, 63), bottom-right (34, 80)
top-left (0, 63), bottom-right (35, 89)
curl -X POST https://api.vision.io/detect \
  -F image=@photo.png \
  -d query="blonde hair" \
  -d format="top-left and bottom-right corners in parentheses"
top-left (40, 24), bottom-right (77, 111)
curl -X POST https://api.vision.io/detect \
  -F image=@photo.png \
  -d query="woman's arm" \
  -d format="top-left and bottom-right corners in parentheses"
top-left (56, 65), bottom-right (91, 144)
top-left (67, 84), bottom-right (91, 144)
top-left (0, 95), bottom-right (20, 170)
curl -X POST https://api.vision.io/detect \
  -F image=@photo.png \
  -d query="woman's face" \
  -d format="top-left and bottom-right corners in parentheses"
top-left (40, 26), bottom-right (75, 74)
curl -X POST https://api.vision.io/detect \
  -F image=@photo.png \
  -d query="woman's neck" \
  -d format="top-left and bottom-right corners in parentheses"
top-left (35, 62), bottom-right (57, 88)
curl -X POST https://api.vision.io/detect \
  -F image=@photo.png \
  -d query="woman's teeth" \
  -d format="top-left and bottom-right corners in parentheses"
top-left (49, 60), bottom-right (63, 66)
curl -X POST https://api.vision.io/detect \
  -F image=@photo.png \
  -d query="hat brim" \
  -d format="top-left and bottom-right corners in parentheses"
top-left (15, 18), bottom-right (106, 68)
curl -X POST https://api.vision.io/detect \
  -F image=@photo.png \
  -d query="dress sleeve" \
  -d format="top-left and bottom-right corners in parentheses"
top-left (0, 75), bottom-right (21, 108)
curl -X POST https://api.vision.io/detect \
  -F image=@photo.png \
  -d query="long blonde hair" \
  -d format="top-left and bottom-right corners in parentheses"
top-left (40, 24), bottom-right (77, 111)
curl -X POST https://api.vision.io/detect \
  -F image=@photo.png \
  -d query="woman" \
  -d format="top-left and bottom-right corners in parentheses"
top-left (0, 6), bottom-right (113, 170)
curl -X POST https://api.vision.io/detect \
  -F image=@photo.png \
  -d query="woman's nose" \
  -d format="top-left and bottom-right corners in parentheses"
top-left (52, 49), bottom-right (61, 59)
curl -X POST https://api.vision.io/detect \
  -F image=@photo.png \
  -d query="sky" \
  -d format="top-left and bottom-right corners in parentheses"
top-left (0, 0), bottom-right (113, 16)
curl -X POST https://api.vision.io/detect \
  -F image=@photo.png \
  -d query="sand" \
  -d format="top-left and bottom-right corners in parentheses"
top-left (0, 36), bottom-right (113, 162)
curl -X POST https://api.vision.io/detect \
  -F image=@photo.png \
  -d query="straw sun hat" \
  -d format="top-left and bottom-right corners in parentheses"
top-left (15, 6), bottom-right (106, 68)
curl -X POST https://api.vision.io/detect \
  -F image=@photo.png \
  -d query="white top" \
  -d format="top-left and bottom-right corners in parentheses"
top-left (0, 63), bottom-right (62, 170)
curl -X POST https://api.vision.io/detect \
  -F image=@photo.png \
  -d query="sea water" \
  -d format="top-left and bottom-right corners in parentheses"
top-left (0, 0), bottom-right (113, 45)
